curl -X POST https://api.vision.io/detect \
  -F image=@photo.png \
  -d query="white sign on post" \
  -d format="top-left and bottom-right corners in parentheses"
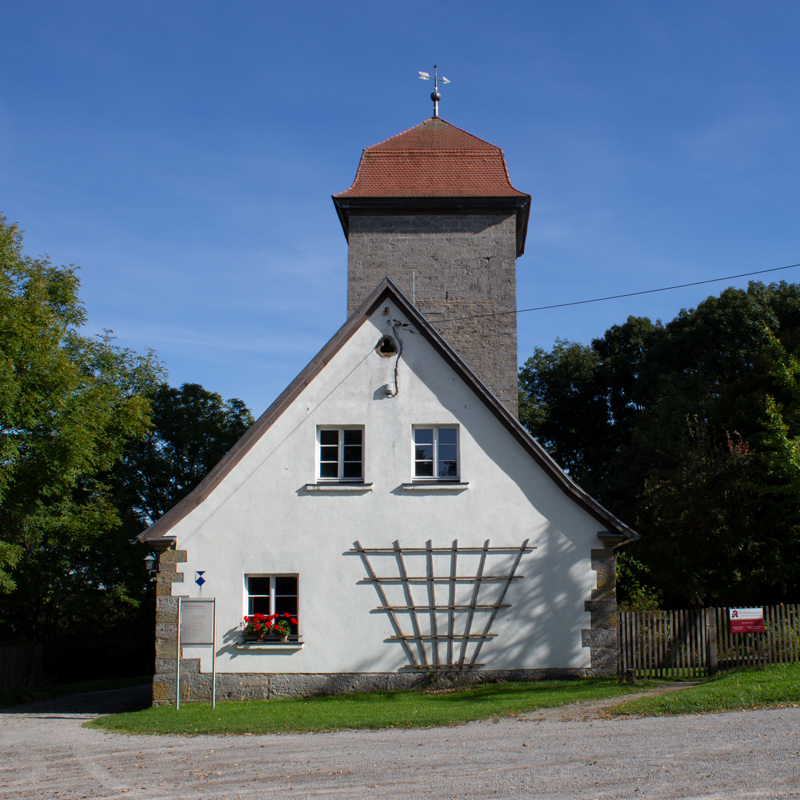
top-left (176, 597), bottom-right (217, 710)
top-left (180, 599), bottom-right (215, 644)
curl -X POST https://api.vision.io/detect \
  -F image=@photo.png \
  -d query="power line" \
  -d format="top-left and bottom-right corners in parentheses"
top-left (439, 261), bottom-right (800, 323)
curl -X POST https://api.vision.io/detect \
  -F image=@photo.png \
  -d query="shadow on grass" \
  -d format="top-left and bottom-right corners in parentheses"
top-left (305, 678), bottom-right (611, 706)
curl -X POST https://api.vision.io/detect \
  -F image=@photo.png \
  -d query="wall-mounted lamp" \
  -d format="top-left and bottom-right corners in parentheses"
top-left (144, 553), bottom-right (159, 580)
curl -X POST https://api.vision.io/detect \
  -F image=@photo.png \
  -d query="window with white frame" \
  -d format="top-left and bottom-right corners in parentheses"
top-left (318, 427), bottom-right (363, 481)
top-left (414, 426), bottom-right (459, 479)
top-left (246, 575), bottom-right (298, 636)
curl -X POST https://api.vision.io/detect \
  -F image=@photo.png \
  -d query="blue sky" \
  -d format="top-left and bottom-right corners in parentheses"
top-left (2, 1), bottom-right (799, 413)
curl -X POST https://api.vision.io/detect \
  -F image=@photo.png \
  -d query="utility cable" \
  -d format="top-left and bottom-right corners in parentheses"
top-left (438, 261), bottom-right (800, 323)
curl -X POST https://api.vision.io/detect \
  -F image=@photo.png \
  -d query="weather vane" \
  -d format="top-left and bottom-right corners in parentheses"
top-left (419, 65), bottom-right (450, 118)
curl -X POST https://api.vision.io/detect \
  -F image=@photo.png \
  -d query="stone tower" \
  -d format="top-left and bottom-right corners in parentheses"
top-left (333, 118), bottom-right (530, 416)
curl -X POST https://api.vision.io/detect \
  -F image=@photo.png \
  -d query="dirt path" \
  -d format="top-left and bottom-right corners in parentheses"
top-left (2, 683), bottom-right (799, 799)
top-left (522, 681), bottom-right (704, 722)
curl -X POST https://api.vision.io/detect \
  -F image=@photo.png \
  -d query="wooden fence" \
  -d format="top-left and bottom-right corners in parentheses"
top-left (618, 604), bottom-right (800, 679)
top-left (0, 645), bottom-right (43, 689)
top-left (714, 604), bottom-right (800, 670)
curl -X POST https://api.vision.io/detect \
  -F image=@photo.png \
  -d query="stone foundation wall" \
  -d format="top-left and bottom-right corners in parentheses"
top-left (152, 663), bottom-right (591, 706)
top-left (347, 213), bottom-right (519, 416)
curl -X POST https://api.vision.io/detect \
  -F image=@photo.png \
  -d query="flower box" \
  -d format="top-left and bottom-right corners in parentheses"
top-left (241, 634), bottom-right (295, 643)
top-left (242, 613), bottom-right (298, 642)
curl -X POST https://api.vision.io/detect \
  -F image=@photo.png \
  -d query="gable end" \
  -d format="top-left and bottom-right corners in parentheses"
top-left (139, 279), bottom-right (638, 544)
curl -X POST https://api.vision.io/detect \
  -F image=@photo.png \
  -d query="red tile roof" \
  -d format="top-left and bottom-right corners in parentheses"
top-left (369, 119), bottom-right (499, 151)
top-left (335, 118), bottom-right (527, 199)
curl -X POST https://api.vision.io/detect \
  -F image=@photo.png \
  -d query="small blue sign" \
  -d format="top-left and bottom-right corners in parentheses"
top-left (195, 571), bottom-right (206, 587)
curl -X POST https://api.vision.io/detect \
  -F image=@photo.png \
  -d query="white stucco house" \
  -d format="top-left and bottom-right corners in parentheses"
top-left (139, 117), bottom-right (638, 704)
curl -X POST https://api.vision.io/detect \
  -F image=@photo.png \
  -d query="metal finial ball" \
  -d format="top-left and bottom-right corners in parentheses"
top-left (431, 91), bottom-right (442, 102)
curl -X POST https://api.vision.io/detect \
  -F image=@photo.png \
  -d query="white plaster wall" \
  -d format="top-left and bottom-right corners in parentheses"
top-left (173, 301), bottom-right (600, 675)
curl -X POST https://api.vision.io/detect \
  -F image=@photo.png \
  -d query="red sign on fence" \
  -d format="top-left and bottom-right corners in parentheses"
top-left (730, 607), bottom-right (764, 633)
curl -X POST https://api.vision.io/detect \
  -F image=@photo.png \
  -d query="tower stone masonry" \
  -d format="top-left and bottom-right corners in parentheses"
top-left (333, 118), bottom-right (530, 417)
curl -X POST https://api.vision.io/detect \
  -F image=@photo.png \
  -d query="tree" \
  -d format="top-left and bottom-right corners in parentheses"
top-left (759, 329), bottom-right (800, 496)
top-left (114, 383), bottom-right (254, 529)
top-left (519, 316), bottom-right (661, 499)
top-left (518, 338), bottom-right (601, 482)
top-left (0, 216), bottom-right (256, 680)
top-left (0, 379), bottom-right (254, 678)
top-left (0, 215), bottom-right (165, 598)
top-left (72, 383), bottom-right (252, 680)
top-left (519, 282), bottom-right (800, 606)
top-left (634, 423), bottom-right (782, 605)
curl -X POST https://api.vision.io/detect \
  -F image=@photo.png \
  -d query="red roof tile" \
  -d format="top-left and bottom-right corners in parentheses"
top-left (368, 118), bottom-right (499, 151)
top-left (335, 118), bottom-right (527, 199)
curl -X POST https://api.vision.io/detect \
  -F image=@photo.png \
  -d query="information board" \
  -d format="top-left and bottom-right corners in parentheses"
top-left (180, 599), bottom-right (215, 644)
top-left (729, 607), bottom-right (764, 633)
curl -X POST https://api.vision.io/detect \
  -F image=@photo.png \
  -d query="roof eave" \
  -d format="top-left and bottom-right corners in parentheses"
top-left (139, 277), bottom-right (637, 544)
top-left (369, 283), bottom-right (638, 540)
top-left (138, 287), bottom-right (389, 544)
top-left (332, 194), bottom-right (531, 255)
top-left (516, 196), bottom-right (531, 257)
top-left (332, 195), bottom-right (350, 242)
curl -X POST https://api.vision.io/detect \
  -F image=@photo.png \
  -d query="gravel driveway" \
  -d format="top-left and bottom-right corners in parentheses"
top-left (1, 685), bottom-right (799, 799)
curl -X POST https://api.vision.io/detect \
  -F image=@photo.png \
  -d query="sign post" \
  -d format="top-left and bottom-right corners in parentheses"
top-left (729, 607), bottom-right (764, 634)
top-left (177, 598), bottom-right (217, 709)
top-left (176, 597), bottom-right (181, 711)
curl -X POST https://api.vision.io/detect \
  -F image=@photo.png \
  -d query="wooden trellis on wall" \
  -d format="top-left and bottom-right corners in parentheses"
top-left (350, 539), bottom-right (534, 672)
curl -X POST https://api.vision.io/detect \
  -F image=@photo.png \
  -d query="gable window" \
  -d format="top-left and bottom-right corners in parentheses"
top-left (318, 427), bottom-right (363, 481)
top-left (246, 575), bottom-right (298, 637)
top-left (414, 426), bottom-right (459, 480)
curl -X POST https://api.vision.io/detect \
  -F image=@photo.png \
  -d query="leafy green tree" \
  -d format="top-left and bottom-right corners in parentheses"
top-left (0, 216), bottom-right (255, 679)
top-left (0, 381), bottom-right (254, 678)
top-left (519, 316), bottom-right (661, 499)
top-left (114, 383), bottom-right (254, 529)
top-left (635, 422), bottom-right (785, 605)
top-left (0, 215), bottom-right (164, 598)
top-left (616, 551), bottom-right (662, 612)
top-left (520, 282), bottom-right (800, 606)
top-left (74, 383), bottom-right (252, 680)
top-left (759, 329), bottom-right (800, 496)
top-left (519, 338), bottom-right (602, 483)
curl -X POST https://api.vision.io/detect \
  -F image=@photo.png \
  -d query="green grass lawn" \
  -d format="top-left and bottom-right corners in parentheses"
top-left (87, 678), bottom-right (647, 736)
top-left (0, 675), bottom-right (151, 709)
top-left (611, 662), bottom-right (800, 716)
